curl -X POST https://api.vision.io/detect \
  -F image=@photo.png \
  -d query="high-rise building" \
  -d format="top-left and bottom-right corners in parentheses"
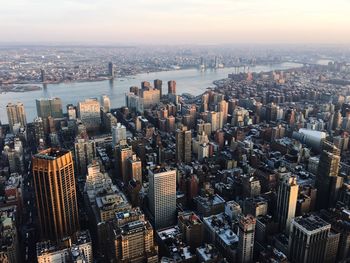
top-left (108, 62), bottom-right (114, 78)
top-left (115, 143), bottom-right (133, 183)
top-left (100, 95), bottom-right (111, 112)
top-left (288, 215), bottom-right (330, 263)
top-left (168, 80), bottom-right (176, 95)
top-left (36, 98), bottom-right (63, 119)
top-left (276, 173), bottom-right (298, 233)
top-left (208, 111), bottom-right (220, 132)
top-left (40, 69), bottom-right (46, 83)
top-left (77, 98), bottom-right (101, 131)
top-left (33, 117), bottom-right (46, 145)
top-left (66, 104), bottom-right (77, 120)
top-left (175, 126), bottom-right (192, 163)
top-left (315, 141), bottom-right (343, 209)
top-left (112, 123), bottom-right (126, 147)
top-left (127, 154), bottom-right (142, 183)
top-left (113, 217), bottom-right (158, 262)
top-left (148, 167), bottom-right (177, 229)
top-left (6, 102), bottom-right (27, 132)
top-left (140, 87), bottom-right (160, 109)
top-left (218, 100), bottom-right (228, 127)
top-left (32, 148), bottom-right (79, 241)
top-left (74, 138), bottom-right (96, 177)
top-left (154, 79), bottom-right (163, 98)
top-left (4, 138), bottom-right (24, 174)
top-left (178, 212), bottom-right (204, 251)
top-left (238, 215), bottom-right (256, 263)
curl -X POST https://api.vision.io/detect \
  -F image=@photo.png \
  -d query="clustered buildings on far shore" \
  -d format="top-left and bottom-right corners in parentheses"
top-left (1, 61), bottom-right (350, 262)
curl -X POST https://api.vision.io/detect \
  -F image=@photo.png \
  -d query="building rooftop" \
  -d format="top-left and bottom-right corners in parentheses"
top-left (294, 215), bottom-right (330, 232)
top-left (34, 148), bottom-right (69, 160)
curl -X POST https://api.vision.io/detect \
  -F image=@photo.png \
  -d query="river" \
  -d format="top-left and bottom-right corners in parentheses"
top-left (0, 62), bottom-right (301, 123)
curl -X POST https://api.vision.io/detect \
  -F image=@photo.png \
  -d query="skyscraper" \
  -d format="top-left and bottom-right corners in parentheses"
top-left (289, 215), bottom-right (330, 263)
top-left (168, 80), bottom-right (176, 95)
top-left (32, 148), bottom-right (79, 241)
top-left (77, 98), bottom-right (101, 131)
top-left (276, 173), bottom-right (298, 233)
top-left (218, 100), bottom-right (228, 127)
top-left (6, 102), bottom-right (27, 132)
top-left (238, 215), bottom-right (256, 263)
top-left (33, 117), bottom-right (46, 145)
top-left (100, 95), bottom-right (111, 112)
top-left (115, 143), bottom-right (133, 183)
top-left (140, 87), bottom-right (160, 109)
top-left (74, 138), bottom-right (96, 177)
top-left (66, 104), bottom-right (77, 120)
top-left (315, 141), bottom-right (342, 209)
top-left (127, 154), bottom-right (142, 183)
top-left (148, 167), bottom-right (177, 229)
top-left (154, 79), bottom-right (163, 98)
top-left (112, 123), bottom-right (127, 147)
top-left (175, 126), bottom-right (192, 163)
top-left (108, 62), bottom-right (114, 78)
top-left (36, 98), bottom-right (63, 119)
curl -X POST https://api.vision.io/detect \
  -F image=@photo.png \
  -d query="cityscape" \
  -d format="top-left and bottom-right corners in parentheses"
top-left (1, 1), bottom-right (350, 263)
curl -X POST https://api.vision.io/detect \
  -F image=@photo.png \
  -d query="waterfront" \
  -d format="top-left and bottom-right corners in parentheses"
top-left (0, 62), bottom-right (301, 123)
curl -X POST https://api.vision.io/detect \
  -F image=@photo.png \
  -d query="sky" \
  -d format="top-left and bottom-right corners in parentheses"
top-left (1, 0), bottom-right (350, 45)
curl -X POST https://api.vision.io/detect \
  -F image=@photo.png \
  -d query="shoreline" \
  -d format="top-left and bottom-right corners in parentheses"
top-left (0, 62), bottom-right (303, 93)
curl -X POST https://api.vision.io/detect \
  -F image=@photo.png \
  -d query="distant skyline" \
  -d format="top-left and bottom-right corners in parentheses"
top-left (1, 0), bottom-right (350, 45)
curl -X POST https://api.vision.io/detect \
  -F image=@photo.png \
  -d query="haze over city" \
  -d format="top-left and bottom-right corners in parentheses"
top-left (1, 1), bottom-right (350, 263)
top-left (1, 0), bottom-right (350, 44)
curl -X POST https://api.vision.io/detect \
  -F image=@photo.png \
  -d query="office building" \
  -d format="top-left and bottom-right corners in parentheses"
top-left (36, 98), bottom-right (63, 119)
top-left (127, 154), bottom-right (142, 183)
top-left (74, 138), bottom-right (96, 177)
top-left (108, 62), bottom-right (114, 78)
top-left (178, 212), bottom-right (204, 251)
top-left (315, 141), bottom-right (343, 209)
top-left (77, 98), bottom-right (101, 131)
top-left (101, 95), bottom-right (111, 112)
top-left (148, 167), bottom-right (177, 229)
top-left (238, 215), bottom-right (256, 263)
top-left (112, 123), bottom-right (126, 147)
top-left (154, 79), bottom-right (163, 97)
top-left (140, 87), bottom-right (160, 109)
top-left (175, 126), bottom-right (192, 163)
top-left (33, 117), bottom-right (46, 145)
top-left (67, 104), bottom-right (77, 120)
top-left (218, 100), bottom-right (228, 127)
top-left (115, 143), bottom-right (133, 183)
top-left (113, 217), bottom-right (158, 262)
top-left (288, 215), bottom-right (330, 263)
top-left (276, 173), bottom-right (298, 233)
top-left (6, 102), bottom-right (27, 132)
top-left (32, 148), bottom-right (79, 241)
top-left (168, 80), bottom-right (176, 94)
top-left (3, 139), bottom-right (24, 174)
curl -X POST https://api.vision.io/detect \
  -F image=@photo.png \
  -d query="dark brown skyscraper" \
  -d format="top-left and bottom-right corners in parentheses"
top-left (175, 125), bottom-right (192, 163)
top-left (32, 148), bottom-right (79, 241)
top-left (168, 80), bottom-right (176, 95)
top-left (315, 141), bottom-right (343, 209)
top-left (154, 79), bottom-right (163, 97)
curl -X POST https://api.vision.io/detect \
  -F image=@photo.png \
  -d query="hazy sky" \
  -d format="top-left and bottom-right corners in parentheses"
top-left (1, 0), bottom-right (350, 44)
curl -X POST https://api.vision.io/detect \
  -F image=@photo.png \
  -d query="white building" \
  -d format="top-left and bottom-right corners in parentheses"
top-left (148, 167), bottom-right (177, 229)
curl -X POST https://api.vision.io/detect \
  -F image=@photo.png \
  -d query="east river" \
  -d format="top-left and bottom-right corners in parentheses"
top-left (0, 62), bottom-right (301, 123)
